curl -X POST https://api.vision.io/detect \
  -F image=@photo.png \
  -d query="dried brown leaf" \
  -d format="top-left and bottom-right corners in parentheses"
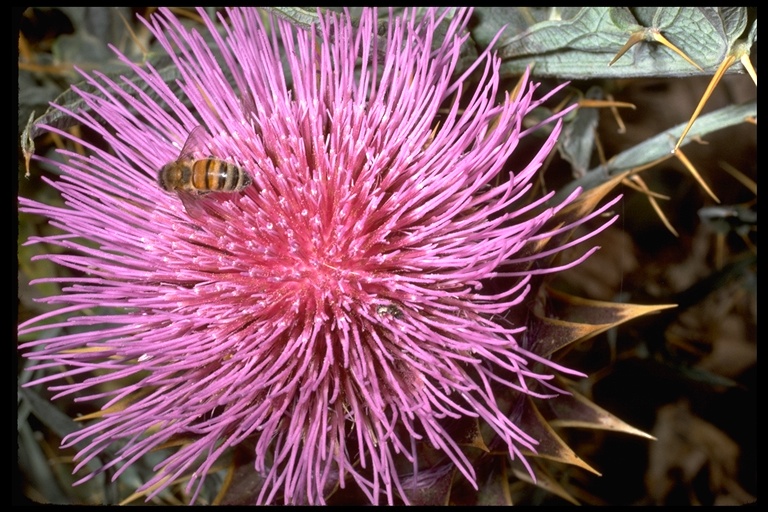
top-left (646, 400), bottom-right (754, 505)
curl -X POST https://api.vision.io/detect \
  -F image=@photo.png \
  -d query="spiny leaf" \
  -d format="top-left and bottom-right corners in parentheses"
top-left (745, 18), bottom-right (757, 47)
top-left (263, 7), bottom-right (323, 29)
top-left (496, 8), bottom-right (641, 61)
top-left (674, 366), bottom-right (741, 389)
top-left (510, 170), bottom-right (627, 308)
top-left (673, 148), bottom-right (719, 202)
top-left (558, 86), bottom-right (603, 178)
top-left (18, 386), bottom-right (81, 440)
top-left (543, 383), bottom-right (656, 439)
top-left (545, 286), bottom-right (677, 328)
top-left (528, 169), bottom-right (627, 261)
top-left (529, 287), bottom-right (676, 357)
top-left (456, 417), bottom-right (491, 453)
top-left (119, 475), bottom-right (177, 505)
top-left (559, 100), bottom-right (756, 201)
top-left (552, 169), bottom-right (628, 225)
top-left (600, 94), bottom-right (636, 134)
top-left (213, 462), bottom-right (236, 505)
top-left (532, 170), bottom-right (628, 269)
top-left (718, 161), bottom-right (757, 195)
top-left (495, 7), bottom-right (749, 79)
top-left (470, 7), bottom-right (558, 50)
top-left (626, 173), bottom-right (680, 237)
top-left (402, 464), bottom-right (455, 506)
top-left (19, 6), bottom-right (154, 140)
top-left (510, 460), bottom-right (581, 505)
top-left (18, 387), bottom-right (114, 475)
top-left (219, 440), bottom-right (270, 505)
top-left (518, 397), bottom-right (601, 475)
top-left (22, 53), bottom-right (183, 145)
top-left (18, 407), bottom-right (72, 503)
top-left (473, 460), bottom-right (513, 505)
top-left (528, 314), bottom-right (605, 359)
top-left (609, 27), bottom-right (703, 70)
top-left (21, 111), bottom-right (37, 179)
top-left (674, 37), bottom-right (756, 151)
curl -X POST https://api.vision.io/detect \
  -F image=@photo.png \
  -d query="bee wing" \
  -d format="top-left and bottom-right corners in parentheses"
top-left (177, 190), bottom-right (206, 218)
top-left (178, 190), bottom-right (229, 223)
top-left (178, 125), bottom-right (212, 160)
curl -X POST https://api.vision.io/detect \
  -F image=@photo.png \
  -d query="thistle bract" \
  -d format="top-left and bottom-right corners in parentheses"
top-left (20, 7), bottom-right (618, 504)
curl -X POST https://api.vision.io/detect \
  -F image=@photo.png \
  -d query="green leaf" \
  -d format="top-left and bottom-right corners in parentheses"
top-left (558, 86), bottom-right (603, 178)
top-left (19, 7), bottom-right (159, 147)
top-left (498, 7), bottom-right (639, 55)
top-left (18, 73), bottom-right (62, 136)
top-left (495, 7), bottom-right (750, 79)
top-left (19, 387), bottom-right (82, 440)
top-left (17, 405), bottom-right (71, 503)
top-left (51, 7), bottom-right (148, 75)
top-left (263, 7), bottom-right (323, 29)
top-left (57, 7), bottom-right (134, 45)
top-left (22, 53), bottom-right (184, 144)
top-left (470, 7), bottom-right (558, 49)
top-left (745, 19), bottom-right (757, 47)
top-left (556, 100), bottom-right (756, 201)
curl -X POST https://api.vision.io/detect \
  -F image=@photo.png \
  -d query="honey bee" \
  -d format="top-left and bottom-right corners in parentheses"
top-left (158, 126), bottom-right (252, 195)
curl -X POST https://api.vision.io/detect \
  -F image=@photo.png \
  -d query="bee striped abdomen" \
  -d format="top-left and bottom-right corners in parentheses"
top-left (160, 159), bottom-right (252, 194)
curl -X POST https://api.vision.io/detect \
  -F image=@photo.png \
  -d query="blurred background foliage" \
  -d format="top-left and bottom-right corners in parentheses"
top-left (17, 7), bottom-right (756, 505)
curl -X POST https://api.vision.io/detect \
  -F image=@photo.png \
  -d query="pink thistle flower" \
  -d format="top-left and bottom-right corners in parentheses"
top-left (19, 7), bottom-right (619, 505)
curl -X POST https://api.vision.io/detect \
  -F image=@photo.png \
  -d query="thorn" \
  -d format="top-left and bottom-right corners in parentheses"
top-left (673, 53), bottom-right (737, 152)
top-left (648, 28), bottom-right (703, 71)
top-left (609, 28), bottom-right (702, 71)
top-left (673, 147), bottom-right (719, 203)
top-left (608, 31), bottom-right (644, 67)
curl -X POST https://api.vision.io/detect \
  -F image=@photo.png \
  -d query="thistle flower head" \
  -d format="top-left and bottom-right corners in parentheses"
top-left (20, 7), bottom-right (618, 505)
